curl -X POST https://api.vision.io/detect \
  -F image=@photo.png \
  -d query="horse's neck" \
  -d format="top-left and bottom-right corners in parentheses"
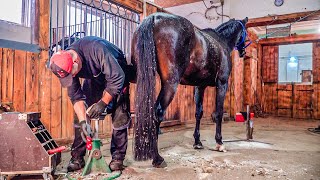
top-left (200, 29), bottom-right (228, 46)
top-left (216, 24), bottom-right (242, 50)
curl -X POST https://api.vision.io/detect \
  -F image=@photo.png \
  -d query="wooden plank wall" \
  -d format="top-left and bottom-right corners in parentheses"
top-left (243, 58), bottom-right (251, 105)
top-left (294, 85), bottom-right (313, 119)
top-left (261, 45), bottom-right (278, 114)
top-left (0, 48), bottom-right (76, 139)
top-left (313, 42), bottom-right (320, 83)
top-left (313, 83), bottom-right (320, 119)
top-left (243, 30), bottom-right (258, 107)
top-left (1, 49), bottom-right (14, 104)
top-left (276, 84), bottom-right (293, 117)
top-left (232, 51), bottom-right (244, 115)
top-left (0, 0), bottom-right (147, 141)
top-left (261, 42), bottom-right (320, 119)
top-left (0, 1), bottom-right (246, 141)
top-left (262, 46), bottom-right (278, 83)
top-left (263, 83), bottom-right (277, 113)
top-left (313, 42), bottom-right (320, 119)
top-left (256, 44), bottom-right (263, 107)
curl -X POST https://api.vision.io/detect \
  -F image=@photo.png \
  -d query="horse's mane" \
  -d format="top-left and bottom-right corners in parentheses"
top-left (215, 19), bottom-right (235, 32)
top-left (215, 19), bottom-right (239, 39)
top-left (200, 18), bottom-right (239, 43)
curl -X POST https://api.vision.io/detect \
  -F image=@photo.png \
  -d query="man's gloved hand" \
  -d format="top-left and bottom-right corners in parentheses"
top-left (79, 120), bottom-right (93, 138)
top-left (87, 100), bottom-right (107, 119)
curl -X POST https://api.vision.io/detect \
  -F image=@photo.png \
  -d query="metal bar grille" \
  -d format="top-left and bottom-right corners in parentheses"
top-left (49, 0), bottom-right (140, 60)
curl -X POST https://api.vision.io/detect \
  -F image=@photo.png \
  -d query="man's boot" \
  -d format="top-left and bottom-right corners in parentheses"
top-left (67, 157), bottom-right (85, 172)
top-left (109, 160), bottom-right (125, 171)
top-left (67, 125), bottom-right (87, 172)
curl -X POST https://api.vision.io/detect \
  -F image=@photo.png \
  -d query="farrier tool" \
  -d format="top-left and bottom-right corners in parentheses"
top-left (80, 106), bottom-right (121, 178)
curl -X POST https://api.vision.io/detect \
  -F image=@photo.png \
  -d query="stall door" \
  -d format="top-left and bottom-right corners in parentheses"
top-left (294, 85), bottom-right (314, 119)
top-left (276, 84), bottom-right (293, 117)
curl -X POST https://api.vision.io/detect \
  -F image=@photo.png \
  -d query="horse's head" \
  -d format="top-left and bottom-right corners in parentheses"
top-left (215, 17), bottom-right (251, 58)
top-left (234, 17), bottom-right (250, 58)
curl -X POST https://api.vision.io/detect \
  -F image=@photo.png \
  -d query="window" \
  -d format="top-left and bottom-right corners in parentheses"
top-left (50, 0), bottom-right (139, 56)
top-left (278, 43), bottom-right (313, 83)
top-left (0, 0), bottom-right (31, 26)
top-left (0, 0), bottom-right (33, 45)
top-left (0, 0), bottom-right (22, 24)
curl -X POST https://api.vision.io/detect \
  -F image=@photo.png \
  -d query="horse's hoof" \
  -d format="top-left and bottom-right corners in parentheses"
top-left (193, 142), bottom-right (204, 149)
top-left (214, 144), bottom-right (227, 152)
top-left (152, 160), bottom-right (167, 168)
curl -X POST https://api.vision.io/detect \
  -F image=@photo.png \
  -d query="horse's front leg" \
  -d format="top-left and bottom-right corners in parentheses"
top-left (193, 86), bottom-right (206, 149)
top-left (153, 82), bottom-right (178, 167)
top-left (214, 81), bottom-right (228, 152)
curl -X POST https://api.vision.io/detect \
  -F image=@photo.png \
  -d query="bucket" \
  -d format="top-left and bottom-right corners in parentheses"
top-left (235, 113), bottom-right (245, 122)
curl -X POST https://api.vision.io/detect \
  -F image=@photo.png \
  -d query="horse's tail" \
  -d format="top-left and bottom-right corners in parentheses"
top-left (134, 15), bottom-right (157, 161)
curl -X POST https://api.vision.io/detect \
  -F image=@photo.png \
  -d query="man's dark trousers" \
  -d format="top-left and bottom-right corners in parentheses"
top-left (71, 78), bottom-right (130, 162)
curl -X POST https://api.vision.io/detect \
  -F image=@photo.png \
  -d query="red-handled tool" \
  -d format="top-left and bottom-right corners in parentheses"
top-left (47, 146), bottom-right (66, 155)
top-left (86, 136), bottom-right (93, 150)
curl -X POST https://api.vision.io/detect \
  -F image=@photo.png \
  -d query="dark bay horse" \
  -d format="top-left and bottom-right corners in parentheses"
top-left (131, 12), bottom-right (249, 167)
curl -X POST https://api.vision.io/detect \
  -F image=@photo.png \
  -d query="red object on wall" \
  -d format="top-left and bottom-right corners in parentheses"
top-left (235, 113), bottom-right (245, 122)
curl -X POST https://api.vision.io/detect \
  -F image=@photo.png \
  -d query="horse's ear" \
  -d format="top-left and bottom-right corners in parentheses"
top-left (242, 17), bottom-right (248, 24)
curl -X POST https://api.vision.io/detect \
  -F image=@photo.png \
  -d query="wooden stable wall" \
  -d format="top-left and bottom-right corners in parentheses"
top-left (260, 40), bottom-right (320, 119)
top-left (243, 30), bottom-right (259, 107)
top-left (0, 48), bottom-right (76, 139)
top-left (0, 1), bottom-right (219, 141)
top-left (313, 42), bottom-right (320, 119)
top-left (224, 29), bottom-right (259, 117)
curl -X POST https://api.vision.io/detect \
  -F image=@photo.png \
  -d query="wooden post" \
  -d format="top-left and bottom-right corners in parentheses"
top-left (38, 0), bottom-right (52, 133)
top-left (246, 105), bottom-right (250, 140)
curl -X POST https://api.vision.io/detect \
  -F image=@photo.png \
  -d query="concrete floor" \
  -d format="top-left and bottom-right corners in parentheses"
top-left (57, 117), bottom-right (320, 180)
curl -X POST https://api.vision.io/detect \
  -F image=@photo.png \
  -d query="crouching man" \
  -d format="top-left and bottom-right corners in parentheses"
top-left (49, 36), bottom-right (132, 172)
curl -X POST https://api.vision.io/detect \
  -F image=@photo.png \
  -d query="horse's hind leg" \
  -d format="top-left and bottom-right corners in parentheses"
top-left (193, 86), bottom-right (206, 149)
top-left (152, 81), bottom-right (179, 167)
top-left (214, 80), bottom-right (228, 152)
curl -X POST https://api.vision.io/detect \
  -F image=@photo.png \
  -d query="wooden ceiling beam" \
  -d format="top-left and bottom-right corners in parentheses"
top-left (109, 0), bottom-right (143, 13)
top-left (154, 0), bottom-right (202, 8)
top-left (247, 10), bottom-right (320, 28)
top-left (258, 34), bottom-right (320, 45)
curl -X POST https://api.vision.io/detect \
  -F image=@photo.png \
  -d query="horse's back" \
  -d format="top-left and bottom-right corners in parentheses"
top-left (131, 12), bottom-right (227, 87)
top-left (152, 12), bottom-right (196, 44)
top-left (151, 13), bottom-right (198, 82)
top-left (131, 12), bottom-right (196, 70)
